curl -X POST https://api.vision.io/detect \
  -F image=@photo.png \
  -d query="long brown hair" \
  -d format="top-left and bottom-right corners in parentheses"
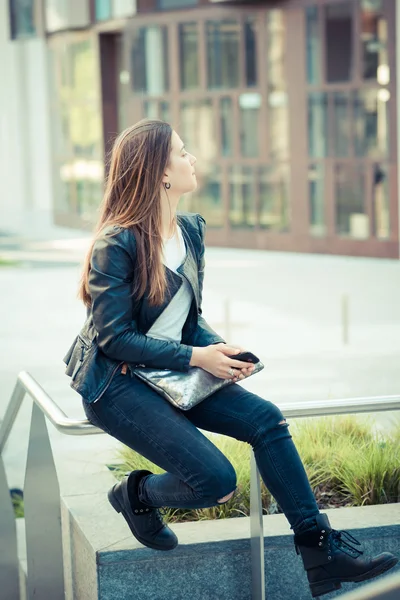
top-left (79, 119), bottom-right (174, 308)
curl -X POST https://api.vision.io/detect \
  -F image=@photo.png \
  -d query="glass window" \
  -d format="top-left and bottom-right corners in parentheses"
top-left (229, 166), bottom-right (256, 228)
top-left (353, 88), bottom-right (389, 157)
top-left (335, 164), bottom-right (368, 238)
top-left (158, 0), bottom-right (197, 8)
top-left (180, 99), bottom-right (216, 162)
top-left (373, 163), bottom-right (390, 239)
top-left (305, 6), bottom-right (320, 84)
top-left (144, 100), bottom-right (159, 119)
top-left (245, 16), bottom-right (257, 87)
top-left (160, 101), bottom-right (170, 122)
top-left (267, 10), bottom-right (288, 160)
top-left (113, 0), bottom-right (135, 18)
top-left (46, 0), bottom-right (90, 32)
top-left (325, 2), bottom-right (354, 82)
top-left (258, 164), bottom-right (290, 231)
top-left (179, 23), bottom-right (199, 90)
top-left (95, 0), bottom-right (135, 20)
top-left (49, 37), bottom-right (103, 223)
top-left (131, 26), bottom-right (169, 95)
top-left (9, 0), bottom-right (36, 39)
top-left (360, 0), bottom-right (389, 82)
top-left (144, 100), bottom-right (170, 121)
top-left (239, 94), bottom-right (260, 158)
top-left (207, 20), bottom-right (240, 90)
top-left (183, 166), bottom-right (223, 228)
top-left (308, 92), bottom-right (328, 158)
top-left (220, 97), bottom-right (233, 157)
top-left (333, 92), bottom-right (351, 157)
top-left (309, 164), bottom-right (326, 236)
top-left (95, 0), bottom-right (111, 20)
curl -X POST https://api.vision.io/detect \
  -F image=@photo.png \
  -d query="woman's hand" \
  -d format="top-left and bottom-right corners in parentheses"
top-left (190, 343), bottom-right (255, 381)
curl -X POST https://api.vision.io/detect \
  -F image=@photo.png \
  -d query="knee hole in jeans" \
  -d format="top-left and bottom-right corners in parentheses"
top-left (217, 489), bottom-right (236, 504)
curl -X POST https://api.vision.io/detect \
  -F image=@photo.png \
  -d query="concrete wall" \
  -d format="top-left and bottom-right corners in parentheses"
top-left (0, 2), bottom-right (53, 237)
top-left (61, 489), bottom-right (400, 600)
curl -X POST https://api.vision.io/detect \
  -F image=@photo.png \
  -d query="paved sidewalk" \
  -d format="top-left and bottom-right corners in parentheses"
top-left (1, 242), bottom-right (400, 488)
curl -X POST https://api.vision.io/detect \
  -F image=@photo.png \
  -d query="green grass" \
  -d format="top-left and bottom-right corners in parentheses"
top-left (0, 257), bottom-right (19, 267)
top-left (114, 416), bottom-right (400, 524)
top-left (10, 491), bottom-right (24, 518)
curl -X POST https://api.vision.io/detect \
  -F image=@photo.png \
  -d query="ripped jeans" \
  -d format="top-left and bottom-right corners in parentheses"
top-left (82, 369), bottom-right (320, 535)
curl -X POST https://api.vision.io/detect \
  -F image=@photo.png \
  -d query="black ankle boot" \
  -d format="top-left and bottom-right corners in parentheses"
top-left (294, 513), bottom-right (398, 598)
top-left (108, 469), bottom-right (178, 551)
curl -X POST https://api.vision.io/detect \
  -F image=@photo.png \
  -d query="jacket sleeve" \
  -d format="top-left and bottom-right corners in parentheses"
top-left (88, 229), bottom-right (193, 371)
top-left (192, 215), bottom-right (226, 347)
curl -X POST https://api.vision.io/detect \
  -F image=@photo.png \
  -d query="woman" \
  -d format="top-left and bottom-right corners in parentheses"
top-left (64, 119), bottom-right (397, 598)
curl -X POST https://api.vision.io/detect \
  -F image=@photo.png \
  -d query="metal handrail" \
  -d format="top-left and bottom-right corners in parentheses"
top-left (2, 372), bottom-right (400, 448)
top-left (1, 371), bottom-right (399, 600)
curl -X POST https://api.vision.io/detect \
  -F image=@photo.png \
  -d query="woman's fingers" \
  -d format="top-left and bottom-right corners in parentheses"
top-left (216, 344), bottom-right (244, 356)
top-left (229, 358), bottom-right (255, 369)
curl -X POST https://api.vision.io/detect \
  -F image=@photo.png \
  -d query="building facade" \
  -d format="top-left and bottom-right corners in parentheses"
top-left (5, 0), bottom-right (399, 258)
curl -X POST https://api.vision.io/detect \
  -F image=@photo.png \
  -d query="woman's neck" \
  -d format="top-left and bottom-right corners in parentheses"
top-left (160, 188), bottom-right (180, 238)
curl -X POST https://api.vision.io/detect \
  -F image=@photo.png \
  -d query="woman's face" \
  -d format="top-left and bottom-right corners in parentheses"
top-left (164, 131), bottom-right (197, 195)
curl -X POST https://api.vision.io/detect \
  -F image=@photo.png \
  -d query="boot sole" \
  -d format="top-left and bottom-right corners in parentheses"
top-left (108, 485), bottom-right (178, 552)
top-left (310, 556), bottom-right (399, 597)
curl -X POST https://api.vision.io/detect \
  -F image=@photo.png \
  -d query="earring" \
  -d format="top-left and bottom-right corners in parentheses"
top-left (164, 182), bottom-right (171, 190)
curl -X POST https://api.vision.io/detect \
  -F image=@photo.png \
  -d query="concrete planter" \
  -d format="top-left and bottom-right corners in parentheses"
top-left (60, 487), bottom-right (399, 600)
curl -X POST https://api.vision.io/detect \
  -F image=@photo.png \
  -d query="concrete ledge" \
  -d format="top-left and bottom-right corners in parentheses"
top-left (61, 490), bottom-right (400, 600)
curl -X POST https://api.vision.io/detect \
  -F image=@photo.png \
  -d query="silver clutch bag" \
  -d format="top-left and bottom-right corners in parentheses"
top-left (133, 361), bottom-right (264, 410)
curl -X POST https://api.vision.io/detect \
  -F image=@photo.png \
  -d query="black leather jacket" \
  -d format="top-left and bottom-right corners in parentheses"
top-left (63, 212), bottom-right (225, 403)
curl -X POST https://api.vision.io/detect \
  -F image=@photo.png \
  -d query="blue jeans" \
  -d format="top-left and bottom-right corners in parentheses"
top-left (82, 370), bottom-right (320, 535)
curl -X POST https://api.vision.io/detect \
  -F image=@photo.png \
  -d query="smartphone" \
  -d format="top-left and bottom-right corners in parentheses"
top-left (228, 351), bottom-right (260, 364)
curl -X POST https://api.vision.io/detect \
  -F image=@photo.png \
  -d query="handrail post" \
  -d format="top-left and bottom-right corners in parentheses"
top-left (0, 455), bottom-right (20, 599)
top-left (24, 402), bottom-right (65, 600)
top-left (250, 449), bottom-right (265, 599)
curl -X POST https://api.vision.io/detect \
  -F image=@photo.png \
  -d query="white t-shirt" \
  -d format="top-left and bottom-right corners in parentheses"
top-left (146, 226), bottom-right (194, 343)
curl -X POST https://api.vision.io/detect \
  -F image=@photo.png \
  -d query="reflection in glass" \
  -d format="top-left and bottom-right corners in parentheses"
top-left (308, 93), bottom-right (328, 158)
top-left (229, 166), bottom-right (256, 228)
top-left (239, 94), bottom-right (260, 158)
top-left (49, 37), bottom-right (103, 223)
top-left (309, 164), bottom-right (326, 236)
top-left (245, 17), bottom-right (257, 87)
top-left (144, 100), bottom-right (158, 119)
top-left (335, 164), bottom-right (368, 238)
top-left (325, 2), bottom-right (353, 82)
top-left (131, 27), bottom-right (169, 95)
top-left (333, 92), bottom-right (350, 157)
top-left (220, 98), bottom-right (233, 157)
top-left (267, 10), bottom-right (288, 160)
top-left (180, 100), bottom-right (216, 162)
top-left (373, 164), bottom-right (390, 239)
top-left (158, 0), bottom-right (197, 7)
top-left (95, 0), bottom-right (111, 20)
top-left (179, 23), bottom-right (199, 90)
top-left (207, 20), bottom-right (240, 89)
top-left (160, 102), bottom-right (170, 122)
top-left (258, 164), bottom-right (289, 231)
top-left (360, 0), bottom-right (389, 81)
top-left (113, 0), bottom-right (136, 18)
top-left (184, 166), bottom-right (223, 227)
top-left (96, 0), bottom-right (134, 19)
top-left (305, 6), bottom-right (320, 84)
top-left (9, 0), bottom-right (36, 38)
top-left (354, 89), bottom-right (389, 157)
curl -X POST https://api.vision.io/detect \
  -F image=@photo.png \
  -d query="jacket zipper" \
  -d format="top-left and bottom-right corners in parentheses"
top-left (92, 361), bottom-right (124, 404)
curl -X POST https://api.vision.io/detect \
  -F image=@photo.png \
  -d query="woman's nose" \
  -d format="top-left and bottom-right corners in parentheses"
top-left (190, 154), bottom-right (197, 165)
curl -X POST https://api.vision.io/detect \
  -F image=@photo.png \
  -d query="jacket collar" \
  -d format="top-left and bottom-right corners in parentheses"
top-left (139, 216), bottom-right (199, 334)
